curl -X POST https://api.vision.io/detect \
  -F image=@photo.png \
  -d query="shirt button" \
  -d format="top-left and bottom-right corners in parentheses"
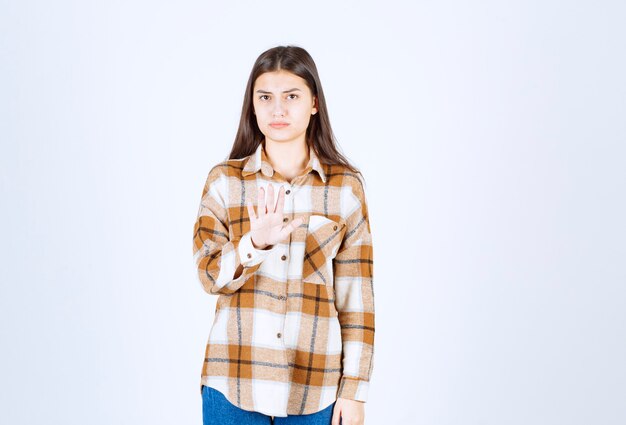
top-left (285, 189), bottom-right (291, 195)
top-left (277, 332), bottom-right (282, 338)
top-left (283, 217), bottom-right (288, 222)
top-left (281, 255), bottom-right (287, 261)
top-left (333, 225), bottom-right (337, 231)
top-left (247, 253), bottom-right (252, 258)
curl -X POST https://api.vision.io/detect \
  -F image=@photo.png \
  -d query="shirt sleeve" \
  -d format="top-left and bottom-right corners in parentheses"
top-left (333, 174), bottom-right (375, 402)
top-left (192, 166), bottom-right (276, 295)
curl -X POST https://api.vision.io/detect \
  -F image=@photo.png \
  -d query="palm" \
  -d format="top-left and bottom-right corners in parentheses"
top-left (251, 210), bottom-right (286, 245)
top-left (246, 184), bottom-right (303, 248)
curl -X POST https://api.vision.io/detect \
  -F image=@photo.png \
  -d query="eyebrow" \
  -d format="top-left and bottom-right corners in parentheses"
top-left (255, 88), bottom-right (302, 94)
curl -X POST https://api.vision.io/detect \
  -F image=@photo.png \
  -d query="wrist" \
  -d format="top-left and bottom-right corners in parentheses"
top-left (251, 236), bottom-right (269, 250)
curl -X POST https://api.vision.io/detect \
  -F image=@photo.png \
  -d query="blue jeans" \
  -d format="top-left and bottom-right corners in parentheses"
top-left (201, 385), bottom-right (337, 425)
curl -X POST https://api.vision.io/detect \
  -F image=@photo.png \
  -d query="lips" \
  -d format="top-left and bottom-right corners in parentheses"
top-left (270, 122), bottom-right (289, 128)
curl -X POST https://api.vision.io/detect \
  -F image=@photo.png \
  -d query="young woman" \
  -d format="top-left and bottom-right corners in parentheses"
top-left (192, 45), bottom-right (375, 425)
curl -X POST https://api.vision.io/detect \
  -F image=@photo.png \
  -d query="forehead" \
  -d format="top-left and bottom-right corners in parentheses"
top-left (253, 70), bottom-right (309, 91)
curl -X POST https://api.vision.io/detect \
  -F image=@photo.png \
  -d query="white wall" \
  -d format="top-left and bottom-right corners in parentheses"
top-left (1, 0), bottom-right (625, 424)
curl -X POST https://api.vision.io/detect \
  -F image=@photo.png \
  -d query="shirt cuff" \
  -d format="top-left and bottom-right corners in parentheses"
top-left (238, 231), bottom-right (275, 267)
top-left (337, 376), bottom-right (369, 402)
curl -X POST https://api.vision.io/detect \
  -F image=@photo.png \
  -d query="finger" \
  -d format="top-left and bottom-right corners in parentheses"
top-left (266, 184), bottom-right (275, 213)
top-left (257, 186), bottom-right (266, 220)
top-left (246, 201), bottom-right (256, 223)
top-left (291, 217), bottom-right (303, 229)
top-left (331, 405), bottom-right (341, 425)
top-left (275, 186), bottom-right (285, 216)
top-left (279, 217), bottom-right (303, 239)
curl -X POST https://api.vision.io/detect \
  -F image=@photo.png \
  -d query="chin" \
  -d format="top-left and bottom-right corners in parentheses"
top-left (266, 131), bottom-right (296, 142)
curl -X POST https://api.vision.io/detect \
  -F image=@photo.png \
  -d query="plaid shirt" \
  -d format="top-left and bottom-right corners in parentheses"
top-left (192, 142), bottom-right (375, 417)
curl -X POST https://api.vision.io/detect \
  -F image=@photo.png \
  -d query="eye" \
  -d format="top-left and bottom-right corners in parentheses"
top-left (259, 95), bottom-right (270, 101)
top-left (288, 94), bottom-right (298, 100)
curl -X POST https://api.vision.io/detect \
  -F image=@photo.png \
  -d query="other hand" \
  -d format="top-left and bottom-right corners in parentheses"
top-left (331, 397), bottom-right (365, 425)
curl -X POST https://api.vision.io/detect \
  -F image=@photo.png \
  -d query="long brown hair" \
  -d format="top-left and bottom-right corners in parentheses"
top-left (227, 45), bottom-right (363, 182)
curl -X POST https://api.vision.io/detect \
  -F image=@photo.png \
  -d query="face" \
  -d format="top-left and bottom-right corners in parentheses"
top-left (252, 70), bottom-right (317, 145)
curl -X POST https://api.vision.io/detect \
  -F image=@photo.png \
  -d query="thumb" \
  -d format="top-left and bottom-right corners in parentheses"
top-left (280, 217), bottom-right (303, 239)
top-left (331, 403), bottom-right (342, 425)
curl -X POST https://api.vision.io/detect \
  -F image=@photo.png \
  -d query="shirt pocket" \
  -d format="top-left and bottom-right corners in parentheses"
top-left (302, 214), bottom-right (346, 286)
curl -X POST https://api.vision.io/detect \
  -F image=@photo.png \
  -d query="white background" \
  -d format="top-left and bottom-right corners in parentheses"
top-left (1, 1), bottom-right (625, 424)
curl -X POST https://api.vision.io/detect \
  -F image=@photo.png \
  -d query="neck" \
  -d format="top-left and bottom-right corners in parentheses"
top-left (264, 139), bottom-right (309, 181)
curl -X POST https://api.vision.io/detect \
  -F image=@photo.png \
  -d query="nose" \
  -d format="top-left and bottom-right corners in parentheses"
top-left (272, 98), bottom-right (286, 117)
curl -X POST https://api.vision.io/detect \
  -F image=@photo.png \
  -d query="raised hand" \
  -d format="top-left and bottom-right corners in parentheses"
top-left (246, 184), bottom-right (303, 250)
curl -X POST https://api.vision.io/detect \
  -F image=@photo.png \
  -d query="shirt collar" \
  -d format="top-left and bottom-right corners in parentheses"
top-left (241, 142), bottom-right (327, 183)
